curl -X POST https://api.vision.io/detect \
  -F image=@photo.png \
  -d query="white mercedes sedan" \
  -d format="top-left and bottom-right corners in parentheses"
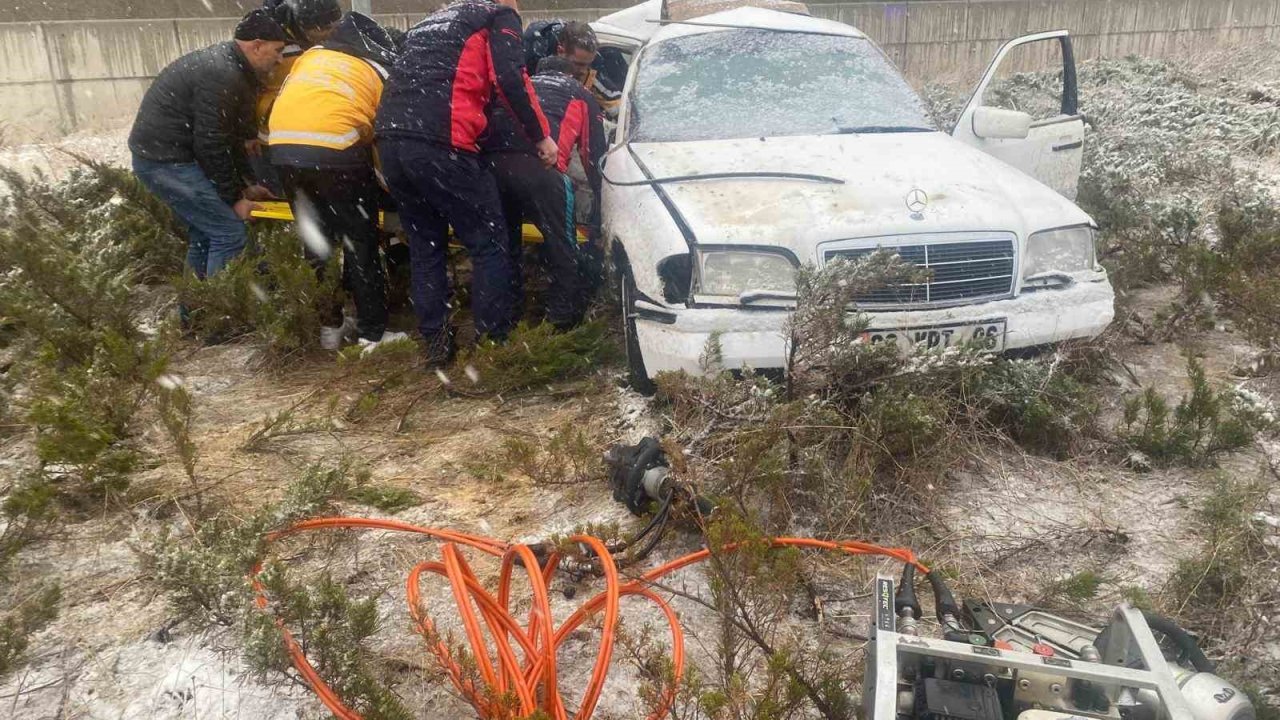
top-left (598, 5), bottom-right (1114, 389)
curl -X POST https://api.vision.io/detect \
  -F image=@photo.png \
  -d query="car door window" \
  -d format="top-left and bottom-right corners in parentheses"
top-left (980, 39), bottom-right (1077, 124)
top-left (951, 32), bottom-right (1084, 199)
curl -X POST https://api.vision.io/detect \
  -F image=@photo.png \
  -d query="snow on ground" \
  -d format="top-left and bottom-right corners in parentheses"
top-left (3, 632), bottom-right (316, 720)
top-left (0, 129), bottom-right (129, 197)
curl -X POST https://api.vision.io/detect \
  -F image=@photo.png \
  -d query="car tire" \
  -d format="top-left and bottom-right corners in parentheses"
top-left (618, 264), bottom-right (656, 396)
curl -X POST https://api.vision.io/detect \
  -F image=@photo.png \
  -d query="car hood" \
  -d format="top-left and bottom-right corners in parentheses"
top-left (628, 133), bottom-right (1092, 261)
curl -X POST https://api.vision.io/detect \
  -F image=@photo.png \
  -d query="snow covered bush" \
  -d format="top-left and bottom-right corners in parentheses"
top-left (1208, 186), bottom-right (1280, 350)
top-left (654, 255), bottom-right (1103, 541)
top-left (144, 461), bottom-right (416, 719)
top-left (0, 585), bottom-right (60, 678)
top-left (456, 319), bottom-right (615, 393)
top-left (0, 166), bottom-right (175, 501)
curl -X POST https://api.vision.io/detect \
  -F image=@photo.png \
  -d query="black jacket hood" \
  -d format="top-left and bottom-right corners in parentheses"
top-left (262, 0), bottom-right (309, 47)
top-left (320, 12), bottom-right (398, 68)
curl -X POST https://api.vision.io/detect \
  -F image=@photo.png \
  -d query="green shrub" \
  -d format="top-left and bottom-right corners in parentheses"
top-left (1167, 478), bottom-right (1268, 613)
top-left (0, 584), bottom-right (61, 677)
top-left (0, 167), bottom-right (176, 500)
top-left (0, 473), bottom-right (58, 581)
top-left (0, 159), bottom-right (185, 283)
top-left (147, 462), bottom-right (365, 626)
top-left (244, 568), bottom-right (413, 720)
top-left (175, 222), bottom-right (341, 358)
top-left (346, 484), bottom-right (422, 514)
top-left (146, 461), bottom-right (407, 719)
top-left (655, 256), bottom-right (1108, 536)
top-left (64, 156), bottom-right (187, 281)
top-left (501, 423), bottom-right (603, 486)
top-left (457, 320), bottom-right (614, 393)
top-left (1041, 570), bottom-right (1106, 603)
top-left (972, 357), bottom-right (1098, 457)
top-left (1208, 187), bottom-right (1280, 350)
top-left (336, 337), bottom-right (420, 424)
top-left (157, 380), bottom-right (199, 488)
top-left (785, 252), bottom-right (924, 402)
top-left (1120, 357), bottom-right (1273, 466)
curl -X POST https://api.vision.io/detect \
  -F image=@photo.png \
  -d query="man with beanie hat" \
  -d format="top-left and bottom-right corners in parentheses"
top-left (129, 9), bottom-right (286, 279)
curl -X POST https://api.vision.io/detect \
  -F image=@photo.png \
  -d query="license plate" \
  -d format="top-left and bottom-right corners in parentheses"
top-left (863, 319), bottom-right (1007, 353)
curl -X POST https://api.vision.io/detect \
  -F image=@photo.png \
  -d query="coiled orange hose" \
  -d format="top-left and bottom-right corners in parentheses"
top-left (251, 517), bottom-right (928, 720)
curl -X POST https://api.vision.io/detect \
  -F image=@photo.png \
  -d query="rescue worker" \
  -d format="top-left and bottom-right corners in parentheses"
top-left (523, 20), bottom-right (624, 119)
top-left (481, 55), bottom-right (606, 330)
top-left (129, 9), bottom-right (286, 280)
top-left (251, 0), bottom-right (344, 193)
top-left (267, 12), bottom-right (408, 352)
top-left (375, 0), bottom-right (557, 367)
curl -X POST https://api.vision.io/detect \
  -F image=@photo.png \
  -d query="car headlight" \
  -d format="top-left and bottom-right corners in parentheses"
top-left (699, 250), bottom-right (797, 296)
top-left (1022, 226), bottom-right (1097, 280)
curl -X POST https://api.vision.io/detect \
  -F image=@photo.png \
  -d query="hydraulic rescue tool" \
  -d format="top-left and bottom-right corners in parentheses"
top-left (606, 439), bottom-right (1258, 720)
top-left (864, 565), bottom-right (1253, 720)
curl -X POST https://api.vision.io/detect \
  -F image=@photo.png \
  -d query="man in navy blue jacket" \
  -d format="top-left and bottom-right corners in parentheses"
top-left (376, 0), bottom-right (556, 366)
top-left (482, 55), bottom-right (606, 331)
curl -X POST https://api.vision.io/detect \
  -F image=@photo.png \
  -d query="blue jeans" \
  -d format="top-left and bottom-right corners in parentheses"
top-left (132, 155), bottom-right (247, 278)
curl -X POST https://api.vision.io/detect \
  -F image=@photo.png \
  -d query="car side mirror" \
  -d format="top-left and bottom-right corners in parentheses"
top-left (972, 106), bottom-right (1032, 140)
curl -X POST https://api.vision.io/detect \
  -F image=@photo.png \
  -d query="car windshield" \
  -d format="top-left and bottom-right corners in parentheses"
top-left (630, 28), bottom-right (935, 142)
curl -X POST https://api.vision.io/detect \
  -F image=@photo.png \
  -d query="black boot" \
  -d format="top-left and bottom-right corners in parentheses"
top-left (422, 328), bottom-right (457, 369)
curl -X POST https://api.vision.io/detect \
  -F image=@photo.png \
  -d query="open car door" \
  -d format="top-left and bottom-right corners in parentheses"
top-left (951, 30), bottom-right (1084, 200)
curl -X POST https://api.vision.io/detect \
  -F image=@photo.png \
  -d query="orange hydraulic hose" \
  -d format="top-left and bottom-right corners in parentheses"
top-left (250, 516), bottom-right (928, 720)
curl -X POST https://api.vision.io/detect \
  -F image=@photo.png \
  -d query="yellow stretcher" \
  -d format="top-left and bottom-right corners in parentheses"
top-left (251, 201), bottom-right (587, 245)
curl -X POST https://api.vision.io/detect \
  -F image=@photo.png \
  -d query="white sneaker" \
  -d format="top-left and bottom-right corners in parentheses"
top-left (358, 331), bottom-right (410, 356)
top-left (320, 316), bottom-right (358, 351)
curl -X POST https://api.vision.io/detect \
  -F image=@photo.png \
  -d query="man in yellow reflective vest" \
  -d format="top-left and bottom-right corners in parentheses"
top-left (250, 0), bottom-right (343, 194)
top-left (268, 12), bottom-right (407, 352)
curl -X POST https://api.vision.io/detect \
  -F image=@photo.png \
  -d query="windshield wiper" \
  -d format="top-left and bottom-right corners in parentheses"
top-left (834, 125), bottom-right (935, 135)
top-left (603, 171), bottom-right (845, 187)
top-left (738, 289), bottom-right (798, 304)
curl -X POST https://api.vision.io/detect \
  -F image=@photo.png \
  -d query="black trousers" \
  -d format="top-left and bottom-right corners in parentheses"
top-left (485, 152), bottom-right (585, 329)
top-left (377, 139), bottom-right (514, 341)
top-left (277, 164), bottom-right (388, 341)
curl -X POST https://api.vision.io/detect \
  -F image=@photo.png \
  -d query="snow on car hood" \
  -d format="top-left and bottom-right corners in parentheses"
top-left (628, 132), bottom-right (1092, 262)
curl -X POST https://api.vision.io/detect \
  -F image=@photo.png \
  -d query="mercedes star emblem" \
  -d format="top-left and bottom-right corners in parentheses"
top-left (905, 188), bottom-right (929, 214)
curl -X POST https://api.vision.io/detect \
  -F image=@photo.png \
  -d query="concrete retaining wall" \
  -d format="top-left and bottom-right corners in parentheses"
top-left (2, 0), bottom-right (1277, 143)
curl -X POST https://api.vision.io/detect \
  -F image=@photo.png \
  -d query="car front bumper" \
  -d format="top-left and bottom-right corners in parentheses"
top-left (634, 278), bottom-right (1115, 378)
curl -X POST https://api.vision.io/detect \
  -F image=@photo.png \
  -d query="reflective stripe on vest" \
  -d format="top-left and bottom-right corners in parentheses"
top-left (266, 128), bottom-right (362, 146)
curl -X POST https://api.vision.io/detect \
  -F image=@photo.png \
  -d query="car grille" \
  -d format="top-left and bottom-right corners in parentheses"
top-left (824, 238), bottom-right (1016, 307)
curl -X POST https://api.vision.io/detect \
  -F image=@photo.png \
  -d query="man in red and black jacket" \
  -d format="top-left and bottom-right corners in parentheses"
top-left (375, 0), bottom-right (555, 364)
top-left (481, 55), bottom-right (606, 331)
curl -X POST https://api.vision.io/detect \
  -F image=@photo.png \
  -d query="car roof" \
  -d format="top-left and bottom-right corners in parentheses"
top-left (646, 6), bottom-right (866, 44)
top-left (591, 0), bottom-right (662, 42)
top-left (593, 0), bottom-right (866, 45)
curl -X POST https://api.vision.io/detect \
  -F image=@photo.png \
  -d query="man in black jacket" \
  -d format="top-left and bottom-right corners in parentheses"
top-left (482, 55), bottom-right (606, 330)
top-left (129, 10), bottom-right (286, 279)
top-left (523, 20), bottom-right (624, 119)
top-left (376, 0), bottom-right (556, 365)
